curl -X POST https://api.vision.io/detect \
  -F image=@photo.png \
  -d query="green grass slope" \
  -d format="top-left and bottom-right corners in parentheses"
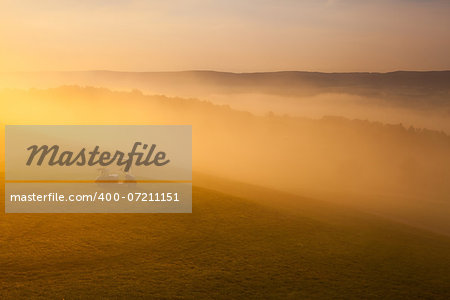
top-left (1, 184), bottom-right (450, 299)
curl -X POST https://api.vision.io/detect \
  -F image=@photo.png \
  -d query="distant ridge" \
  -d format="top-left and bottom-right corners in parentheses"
top-left (1, 70), bottom-right (449, 105)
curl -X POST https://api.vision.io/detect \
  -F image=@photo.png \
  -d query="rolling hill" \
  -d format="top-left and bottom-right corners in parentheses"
top-left (1, 177), bottom-right (450, 299)
top-left (0, 85), bottom-right (449, 298)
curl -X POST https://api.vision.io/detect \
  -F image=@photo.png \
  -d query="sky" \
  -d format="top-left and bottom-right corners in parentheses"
top-left (0, 0), bottom-right (449, 72)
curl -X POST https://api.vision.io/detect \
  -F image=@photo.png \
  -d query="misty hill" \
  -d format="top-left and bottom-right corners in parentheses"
top-left (1, 70), bottom-right (449, 107)
top-left (2, 70), bottom-right (449, 133)
top-left (0, 86), bottom-right (449, 235)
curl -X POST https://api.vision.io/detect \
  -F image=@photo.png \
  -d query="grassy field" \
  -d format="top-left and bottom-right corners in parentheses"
top-left (1, 182), bottom-right (450, 299)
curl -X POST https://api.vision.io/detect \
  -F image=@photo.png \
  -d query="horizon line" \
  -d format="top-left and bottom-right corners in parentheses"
top-left (2, 69), bottom-right (450, 75)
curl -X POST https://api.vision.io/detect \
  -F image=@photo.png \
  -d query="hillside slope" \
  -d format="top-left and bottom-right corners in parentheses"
top-left (1, 182), bottom-right (449, 299)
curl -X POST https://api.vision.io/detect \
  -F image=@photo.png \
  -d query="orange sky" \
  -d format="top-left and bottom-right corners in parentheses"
top-left (1, 0), bottom-right (449, 72)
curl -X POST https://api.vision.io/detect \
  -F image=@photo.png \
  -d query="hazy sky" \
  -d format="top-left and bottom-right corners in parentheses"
top-left (1, 0), bottom-right (449, 72)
